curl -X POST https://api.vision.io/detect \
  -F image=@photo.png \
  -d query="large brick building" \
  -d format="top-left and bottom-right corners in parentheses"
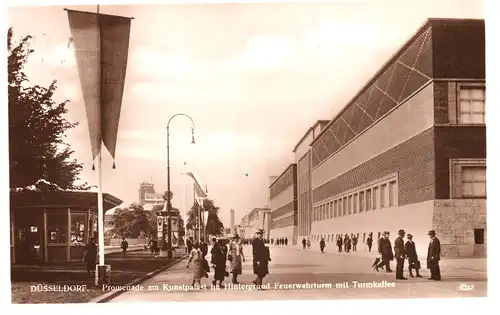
top-left (270, 19), bottom-right (486, 258)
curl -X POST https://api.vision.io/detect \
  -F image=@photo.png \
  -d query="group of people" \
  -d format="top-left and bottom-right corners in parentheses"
top-left (374, 229), bottom-right (441, 281)
top-left (271, 237), bottom-right (288, 246)
top-left (186, 229), bottom-right (272, 289)
top-left (335, 234), bottom-right (359, 253)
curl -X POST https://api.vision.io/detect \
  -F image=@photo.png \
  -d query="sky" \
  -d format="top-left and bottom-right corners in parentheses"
top-left (7, 0), bottom-right (484, 227)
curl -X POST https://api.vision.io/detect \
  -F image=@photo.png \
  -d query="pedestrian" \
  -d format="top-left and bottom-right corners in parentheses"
top-left (337, 236), bottom-right (343, 252)
top-left (228, 233), bottom-right (245, 284)
top-left (186, 237), bottom-right (193, 254)
top-left (343, 234), bottom-right (349, 252)
top-left (84, 237), bottom-right (97, 277)
top-left (285, 238), bottom-right (288, 246)
top-left (376, 231), bottom-right (394, 272)
top-left (199, 238), bottom-right (210, 277)
top-left (307, 238), bottom-right (311, 249)
top-left (352, 235), bottom-right (358, 252)
top-left (366, 234), bottom-right (373, 252)
top-left (427, 230), bottom-right (441, 281)
top-left (120, 236), bottom-right (128, 257)
top-left (345, 236), bottom-right (351, 253)
top-left (302, 237), bottom-right (306, 249)
top-left (210, 238), bottom-right (228, 288)
top-left (252, 229), bottom-right (271, 289)
top-left (405, 234), bottom-right (422, 278)
top-left (394, 229), bottom-right (407, 280)
top-left (319, 238), bottom-right (326, 253)
top-left (186, 242), bottom-right (204, 288)
top-left (271, 238), bottom-right (274, 245)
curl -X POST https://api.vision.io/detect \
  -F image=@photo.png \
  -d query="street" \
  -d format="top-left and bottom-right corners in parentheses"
top-left (110, 245), bottom-right (487, 302)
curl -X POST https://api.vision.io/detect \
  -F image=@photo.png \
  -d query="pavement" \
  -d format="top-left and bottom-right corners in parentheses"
top-left (104, 245), bottom-right (145, 254)
top-left (109, 245), bottom-right (487, 302)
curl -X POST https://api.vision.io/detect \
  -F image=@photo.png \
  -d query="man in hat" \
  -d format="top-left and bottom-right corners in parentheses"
top-left (228, 233), bottom-right (245, 284)
top-left (427, 230), bottom-right (441, 280)
top-left (376, 231), bottom-right (394, 272)
top-left (252, 229), bottom-right (271, 288)
top-left (394, 229), bottom-right (407, 280)
top-left (405, 234), bottom-right (422, 277)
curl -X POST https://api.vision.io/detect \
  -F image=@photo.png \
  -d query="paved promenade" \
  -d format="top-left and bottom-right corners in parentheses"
top-left (110, 245), bottom-right (487, 302)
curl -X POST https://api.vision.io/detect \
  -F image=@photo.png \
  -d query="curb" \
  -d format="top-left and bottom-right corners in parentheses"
top-left (89, 254), bottom-right (189, 303)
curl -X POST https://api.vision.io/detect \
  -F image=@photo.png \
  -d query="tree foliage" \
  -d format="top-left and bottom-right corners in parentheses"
top-left (8, 27), bottom-right (88, 190)
top-left (186, 198), bottom-right (225, 236)
top-left (110, 204), bottom-right (157, 238)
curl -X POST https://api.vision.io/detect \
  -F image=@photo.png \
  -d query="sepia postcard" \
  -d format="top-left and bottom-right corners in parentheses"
top-left (5, 0), bottom-right (493, 308)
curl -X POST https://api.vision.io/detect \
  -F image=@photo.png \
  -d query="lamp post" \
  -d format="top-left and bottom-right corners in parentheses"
top-left (167, 113), bottom-right (196, 260)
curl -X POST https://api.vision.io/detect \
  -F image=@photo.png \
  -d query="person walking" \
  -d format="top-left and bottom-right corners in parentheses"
top-left (228, 233), bottom-right (245, 284)
top-left (120, 236), bottom-right (128, 257)
top-left (285, 238), bottom-right (288, 246)
top-left (210, 238), bottom-right (228, 287)
top-left (302, 238), bottom-right (306, 249)
top-left (307, 238), bottom-right (311, 250)
top-left (337, 236), bottom-right (343, 252)
top-left (186, 242), bottom-right (205, 288)
top-left (186, 237), bottom-right (193, 254)
top-left (394, 229), bottom-right (407, 280)
top-left (84, 237), bottom-right (97, 277)
top-left (405, 234), bottom-right (422, 278)
top-left (376, 231), bottom-right (394, 272)
top-left (252, 229), bottom-right (271, 289)
top-left (352, 235), bottom-right (358, 252)
top-left (366, 234), bottom-right (373, 252)
top-left (319, 238), bottom-right (326, 253)
top-left (427, 230), bottom-right (441, 281)
top-left (345, 236), bottom-right (351, 253)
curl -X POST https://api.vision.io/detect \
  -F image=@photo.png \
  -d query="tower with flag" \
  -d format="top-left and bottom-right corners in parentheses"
top-left (65, 6), bottom-right (133, 284)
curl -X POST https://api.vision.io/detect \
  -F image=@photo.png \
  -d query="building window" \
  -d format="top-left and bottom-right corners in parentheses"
top-left (474, 229), bottom-right (485, 244)
top-left (329, 202), bottom-right (334, 218)
top-left (373, 187), bottom-right (378, 209)
top-left (343, 197), bottom-right (347, 216)
top-left (458, 87), bottom-right (485, 124)
top-left (47, 214), bottom-right (67, 245)
top-left (70, 213), bottom-right (87, 245)
top-left (353, 193), bottom-right (358, 213)
top-left (462, 166), bottom-right (486, 198)
top-left (334, 200), bottom-right (338, 217)
top-left (380, 184), bottom-right (387, 208)
top-left (366, 189), bottom-right (372, 211)
top-left (389, 181), bottom-right (397, 206)
top-left (359, 191), bottom-right (365, 212)
top-left (348, 195), bottom-right (352, 215)
top-left (323, 204), bottom-right (327, 219)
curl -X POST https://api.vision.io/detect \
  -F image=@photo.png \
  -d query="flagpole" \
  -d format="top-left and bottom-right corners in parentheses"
top-left (95, 4), bottom-right (105, 267)
top-left (183, 162), bottom-right (187, 252)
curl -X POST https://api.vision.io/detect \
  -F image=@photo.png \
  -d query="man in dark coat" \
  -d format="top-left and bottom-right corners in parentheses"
top-left (337, 236), bottom-right (343, 252)
top-left (405, 234), bottom-right (422, 277)
top-left (186, 237), bottom-right (193, 254)
top-left (252, 229), bottom-right (271, 288)
top-left (199, 238), bottom-right (209, 278)
top-left (302, 238), bottom-right (306, 249)
top-left (352, 235), bottom-right (358, 252)
top-left (366, 234), bottom-right (373, 252)
top-left (319, 238), bottom-right (326, 253)
top-left (210, 238), bottom-right (227, 287)
top-left (377, 231), bottom-right (394, 272)
top-left (427, 230), bottom-right (441, 280)
top-left (394, 229), bottom-right (407, 280)
top-left (84, 237), bottom-right (97, 277)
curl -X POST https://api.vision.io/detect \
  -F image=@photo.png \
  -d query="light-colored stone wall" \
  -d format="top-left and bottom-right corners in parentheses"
top-left (295, 131), bottom-right (313, 163)
top-left (312, 82), bottom-right (435, 190)
top-left (270, 225), bottom-right (295, 241)
top-left (433, 199), bottom-right (486, 257)
top-left (310, 200), bottom-right (435, 258)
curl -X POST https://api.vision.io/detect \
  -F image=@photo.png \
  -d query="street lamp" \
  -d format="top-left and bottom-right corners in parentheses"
top-left (166, 113), bottom-right (196, 259)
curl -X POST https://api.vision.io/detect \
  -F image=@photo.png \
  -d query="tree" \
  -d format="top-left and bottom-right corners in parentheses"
top-left (8, 28), bottom-right (89, 191)
top-left (111, 204), bottom-right (156, 238)
top-left (186, 198), bottom-right (225, 236)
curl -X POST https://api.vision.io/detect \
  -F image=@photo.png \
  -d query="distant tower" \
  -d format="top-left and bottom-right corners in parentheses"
top-left (139, 182), bottom-right (155, 206)
top-left (230, 209), bottom-right (235, 235)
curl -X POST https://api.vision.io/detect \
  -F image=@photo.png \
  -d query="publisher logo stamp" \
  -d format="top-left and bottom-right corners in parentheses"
top-left (458, 283), bottom-right (474, 291)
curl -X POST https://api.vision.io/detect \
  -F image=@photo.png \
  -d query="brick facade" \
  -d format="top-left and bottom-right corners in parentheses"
top-left (434, 125), bottom-right (487, 199)
top-left (313, 128), bottom-right (435, 205)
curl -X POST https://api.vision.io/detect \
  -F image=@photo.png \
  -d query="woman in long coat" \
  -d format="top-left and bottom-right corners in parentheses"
top-left (186, 242), bottom-right (205, 288)
top-left (228, 234), bottom-right (245, 284)
top-left (210, 238), bottom-right (227, 287)
top-left (252, 229), bottom-right (271, 288)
